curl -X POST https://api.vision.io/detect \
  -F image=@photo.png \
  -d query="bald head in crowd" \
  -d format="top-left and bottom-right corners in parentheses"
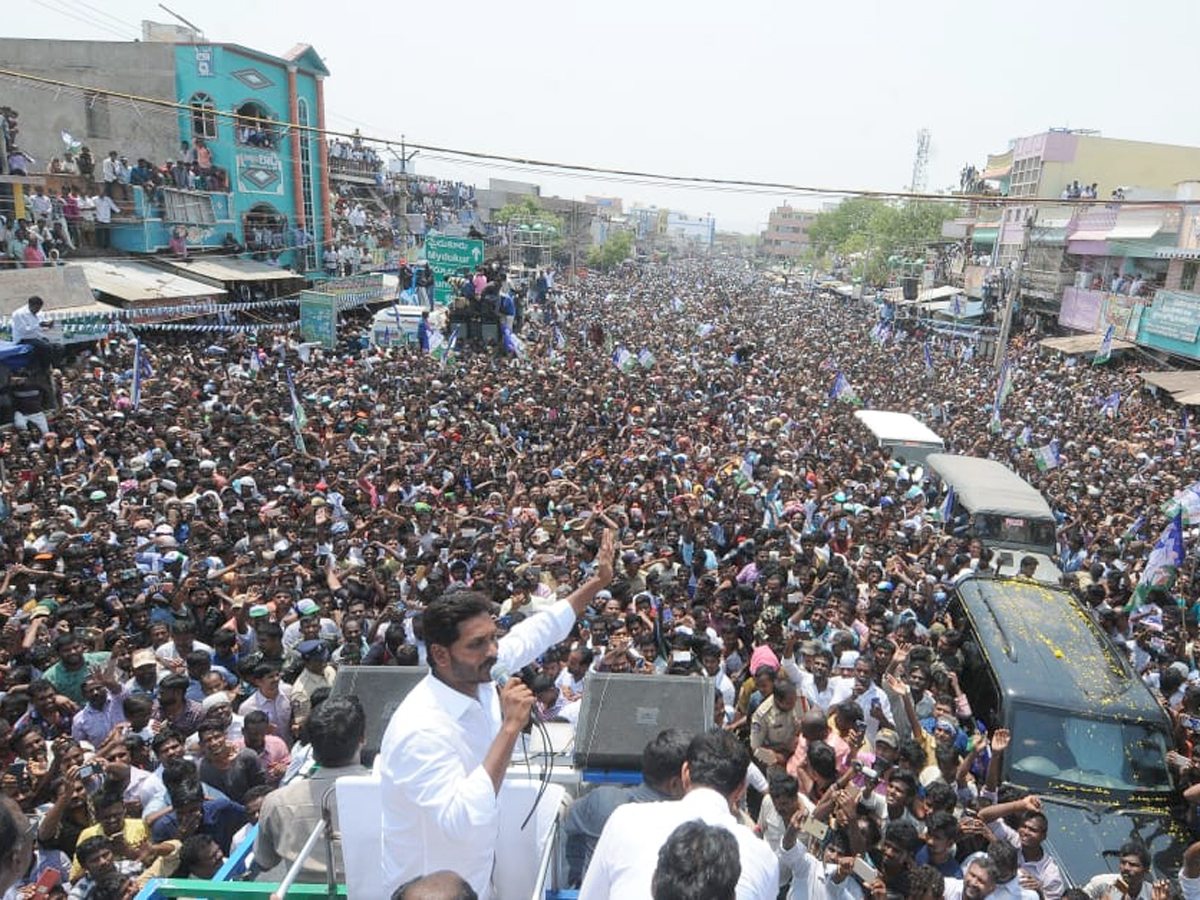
top-left (392, 870), bottom-right (477, 900)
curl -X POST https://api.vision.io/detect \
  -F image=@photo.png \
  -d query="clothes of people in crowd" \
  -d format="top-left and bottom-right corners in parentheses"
top-left (254, 762), bottom-right (366, 882)
top-left (578, 786), bottom-right (779, 900)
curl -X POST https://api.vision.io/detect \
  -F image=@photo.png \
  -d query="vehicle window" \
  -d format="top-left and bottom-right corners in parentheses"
top-left (948, 598), bottom-right (1001, 728)
top-left (1008, 704), bottom-right (1172, 794)
top-left (973, 514), bottom-right (1056, 550)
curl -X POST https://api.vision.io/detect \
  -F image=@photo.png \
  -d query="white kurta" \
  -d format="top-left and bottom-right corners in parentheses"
top-left (377, 601), bottom-right (577, 898)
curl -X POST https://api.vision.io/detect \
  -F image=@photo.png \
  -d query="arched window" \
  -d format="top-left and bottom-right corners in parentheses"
top-left (234, 101), bottom-right (278, 149)
top-left (243, 202), bottom-right (288, 256)
top-left (189, 92), bottom-right (217, 140)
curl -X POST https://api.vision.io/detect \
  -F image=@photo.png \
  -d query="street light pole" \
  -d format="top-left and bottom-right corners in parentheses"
top-left (993, 214), bottom-right (1034, 369)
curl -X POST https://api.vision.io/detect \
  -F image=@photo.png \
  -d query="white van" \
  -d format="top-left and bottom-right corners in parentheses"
top-left (852, 410), bottom-right (945, 465)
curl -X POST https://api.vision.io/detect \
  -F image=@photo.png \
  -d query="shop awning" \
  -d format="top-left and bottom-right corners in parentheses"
top-left (0, 265), bottom-right (120, 320)
top-left (162, 258), bottom-right (304, 284)
top-left (1107, 210), bottom-right (1164, 241)
top-left (1068, 228), bottom-right (1112, 242)
top-left (972, 226), bottom-right (998, 245)
top-left (76, 261), bottom-right (226, 304)
top-left (1141, 371), bottom-right (1200, 396)
top-left (1031, 227), bottom-right (1068, 244)
top-left (1040, 334), bottom-right (1134, 355)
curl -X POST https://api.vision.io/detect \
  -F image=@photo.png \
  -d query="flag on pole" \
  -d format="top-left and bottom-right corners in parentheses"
top-left (1130, 512), bottom-right (1184, 608)
top-left (1122, 514), bottom-right (1145, 542)
top-left (131, 339), bottom-right (144, 410)
top-left (1098, 391), bottom-right (1121, 419)
top-left (940, 486), bottom-right (956, 527)
top-left (637, 348), bottom-right (655, 369)
top-left (696, 323), bottom-right (715, 338)
top-left (1033, 439), bottom-right (1061, 472)
top-left (501, 324), bottom-right (525, 359)
top-left (990, 361), bottom-right (1012, 430)
top-left (1160, 480), bottom-right (1200, 525)
top-left (613, 345), bottom-right (635, 372)
top-left (248, 348), bottom-right (261, 379)
top-left (829, 372), bottom-right (862, 406)
top-left (435, 326), bottom-right (459, 367)
top-left (553, 326), bottom-right (566, 349)
top-left (286, 368), bottom-right (308, 453)
top-left (1015, 424), bottom-right (1032, 448)
top-left (950, 294), bottom-right (965, 319)
top-left (923, 342), bottom-right (935, 373)
top-left (1093, 324), bottom-right (1115, 365)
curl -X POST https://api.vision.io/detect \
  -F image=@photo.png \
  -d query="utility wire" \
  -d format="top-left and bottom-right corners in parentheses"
top-left (0, 64), bottom-right (1183, 210)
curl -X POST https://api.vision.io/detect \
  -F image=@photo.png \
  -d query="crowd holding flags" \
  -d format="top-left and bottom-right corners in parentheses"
top-left (990, 361), bottom-right (1012, 431)
top-left (923, 342), bottom-right (935, 373)
top-left (830, 371), bottom-right (863, 406)
top-left (286, 367), bottom-right (308, 453)
top-left (1161, 480), bottom-right (1200, 524)
top-left (131, 339), bottom-right (146, 410)
top-left (1033, 439), bottom-right (1061, 472)
top-left (1093, 324), bottom-right (1115, 365)
top-left (1130, 512), bottom-right (1184, 608)
top-left (1098, 391), bottom-right (1121, 419)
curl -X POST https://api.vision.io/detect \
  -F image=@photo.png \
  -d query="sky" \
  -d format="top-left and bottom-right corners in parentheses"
top-left (11, 0), bottom-right (1200, 232)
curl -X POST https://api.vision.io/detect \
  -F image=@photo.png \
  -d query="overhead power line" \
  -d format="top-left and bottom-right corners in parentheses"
top-left (0, 64), bottom-right (1185, 209)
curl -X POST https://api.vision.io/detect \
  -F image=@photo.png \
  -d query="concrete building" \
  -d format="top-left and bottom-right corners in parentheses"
top-left (665, 211), bottom-right (715, 249)
top-left (760, 205), bottom-right (817, 259)
top-left (955, 130), bottom-right (1200, 313)
top-left (0, 27), bottom-right (330, 269)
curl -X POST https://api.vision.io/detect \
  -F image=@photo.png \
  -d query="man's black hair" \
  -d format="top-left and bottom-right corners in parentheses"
top-left (651, 820), bottom-right (740, 900)
top-left (1117, 841), bottom-right (1151, 868)
top-left (76, 834), bottom-right (113, 866)
top-left (422, 591), bottom-right (492, 652)
top-left (308, 697), bottom-right (365, 768)
top-left (908, 865), bottom-right (946, 900)
top-left (642, 728), bottom-right (691, 791)
top-left (684, 731), bottom-right (749, 798)
top-left (883, 819), bottom-right (921, 855)
top-left (987, 838), bottom-right (1019, 881)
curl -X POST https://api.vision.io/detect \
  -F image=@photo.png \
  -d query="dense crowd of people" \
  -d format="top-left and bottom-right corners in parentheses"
top-left (0, 258), bottom-right (1198, 898)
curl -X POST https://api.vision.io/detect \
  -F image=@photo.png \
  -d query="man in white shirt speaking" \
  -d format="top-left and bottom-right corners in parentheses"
top-left (580, 730), bottom-right (779, 900)
top-left (377, 528), bottom-right (615, 899)
top-left (11, 295), bottom-right (58, 372)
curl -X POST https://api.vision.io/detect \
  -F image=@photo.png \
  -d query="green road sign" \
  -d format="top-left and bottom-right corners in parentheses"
top-left (425, 235), bottom-right (484, 303)
top-left (299, 290), bottom-right (338, 349)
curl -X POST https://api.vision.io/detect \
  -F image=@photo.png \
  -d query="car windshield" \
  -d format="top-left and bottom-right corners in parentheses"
top-left (973, 513), bottom-right (1056, 553)
top-left (1008, 704), bottom-right (1173, 795)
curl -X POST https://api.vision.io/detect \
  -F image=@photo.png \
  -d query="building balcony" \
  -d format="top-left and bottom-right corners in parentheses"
top-left (329, 156), bottom-right (382, 183)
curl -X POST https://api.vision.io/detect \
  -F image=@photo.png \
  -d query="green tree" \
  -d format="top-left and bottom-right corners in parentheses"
top-left (494, 196), bottom-right (561, 230)
top-left (808, 199), bottom-right (961, 285)
top-left (587, 229), bottom-right (634, 272)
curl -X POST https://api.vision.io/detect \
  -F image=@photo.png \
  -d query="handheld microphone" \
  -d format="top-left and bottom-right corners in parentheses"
top-left (490, 662), bottom-right (511, 687)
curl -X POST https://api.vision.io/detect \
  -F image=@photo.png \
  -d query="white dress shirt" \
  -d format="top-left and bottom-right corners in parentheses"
top-left (11, 305), bottom-right (43, 343)
top-left (579, 786), bottom-right (779, 900)
top-left (377, 600), bottom-right (578, 899)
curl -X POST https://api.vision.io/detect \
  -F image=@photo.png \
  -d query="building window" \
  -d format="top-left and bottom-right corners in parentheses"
top-left (243, 202), bottom-right (287, 256)
top-left (1183, 260), bottom-right (1199, 292)
top-left (234, 101), bottom-right (278, 149)
top-left (85, 91), bottom-right (110, 139)
top-left (189, 93), bottom-right (217, 140)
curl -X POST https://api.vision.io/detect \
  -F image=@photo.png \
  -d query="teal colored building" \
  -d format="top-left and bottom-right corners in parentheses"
top-left (169, 42), bottom-right (330, 271)
top-left (0, 36), bottom-right (331, 272)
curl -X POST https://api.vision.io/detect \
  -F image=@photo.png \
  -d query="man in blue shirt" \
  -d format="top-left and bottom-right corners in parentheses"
top-left (150, 781), bottom-right (246, 855)
top-left (417, 311), bottom-right (430, 353)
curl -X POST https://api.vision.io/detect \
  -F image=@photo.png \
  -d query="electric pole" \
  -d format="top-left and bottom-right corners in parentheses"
top-left (993, 214), bottom-right (1033, 369)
